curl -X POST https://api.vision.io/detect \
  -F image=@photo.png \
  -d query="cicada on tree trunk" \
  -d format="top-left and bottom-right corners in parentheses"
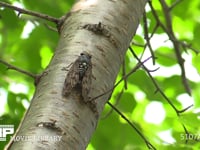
top-left (62, 51), bottom-right (92, 103)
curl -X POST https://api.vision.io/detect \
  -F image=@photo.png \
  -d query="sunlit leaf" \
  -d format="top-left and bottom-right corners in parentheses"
top-left (40, 46), bottom-right (53, 68)
top-left (155, 46), bottom-right (176, 66)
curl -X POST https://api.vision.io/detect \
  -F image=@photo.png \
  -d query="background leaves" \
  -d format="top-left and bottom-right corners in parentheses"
top-left (0, 0), bottom-right (200, 149)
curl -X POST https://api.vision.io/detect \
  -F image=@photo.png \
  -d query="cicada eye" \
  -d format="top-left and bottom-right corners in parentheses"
top-left (80, 52), bottom-right (92, 59)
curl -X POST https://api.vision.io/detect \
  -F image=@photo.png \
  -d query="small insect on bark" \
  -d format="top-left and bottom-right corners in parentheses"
top-left (81, 22), bottom-right (117, 48)
top-left (62, 51), bottom-right (92, 103)
top-left (81, 22), bottom-right (111, 38)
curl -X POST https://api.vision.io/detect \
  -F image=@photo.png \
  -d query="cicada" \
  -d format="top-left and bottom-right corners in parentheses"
top-left (62, 51), bottom-right (92, 103)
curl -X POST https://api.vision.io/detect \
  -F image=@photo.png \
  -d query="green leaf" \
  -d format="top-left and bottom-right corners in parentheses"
top-left (0, 8), bottom-right (18, 29)
top-left (40, 46), bottom-right (53, 68)
top-left (129, 70), bottom-right (163, 101)
top-left (172, 16), bottom-right (194, 40)
top-left (118, 92), bottom-right (136, 113)
top-left (179, 113), bottom-right (200, 132)
top-left (155, 46), bottom-right (176, 66)
top-left (7, 92), bottom-right (26, 118)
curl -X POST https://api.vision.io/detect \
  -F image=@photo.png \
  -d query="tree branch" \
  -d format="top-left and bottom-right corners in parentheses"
top-left (129, 46), bottom-right (194, 145)
top-left (0, 2), bottom-right (59, 24)
top-left (149, 0), bottom-right (191, 95)
top-left (122, 59), bottom-right (128, 89)
top-left (101, 88), bottom-right (124, 119)
top-left (107, 101), bottom-right (156, 150)
top-left (129, 47), bottom-right (193, 115)
top-left (0, 59), bottom-right (47, 85)
top-left (90, 57), bottom-right (152, 101)
top-left (169, 0), bottom-right (185, 11)
top-left (0, 59), bottom-right (36, 78)
top-left (143, 11), bottom-right (156, 64)
top-left (159, 0), bottom-right (191, 95)
top-left (180, 41), bottom-right (199, 54)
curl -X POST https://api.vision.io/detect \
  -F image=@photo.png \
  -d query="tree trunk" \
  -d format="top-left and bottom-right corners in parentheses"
top-left (6, 0), bottom-right (147, 149)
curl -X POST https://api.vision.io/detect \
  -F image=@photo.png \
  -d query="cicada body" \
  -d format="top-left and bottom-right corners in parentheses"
top-left (62, 52), bottom-right (92, 102)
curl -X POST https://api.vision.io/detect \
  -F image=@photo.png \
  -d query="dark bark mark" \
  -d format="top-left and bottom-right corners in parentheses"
top-left (80, 22), bottom-right (118, 48)
top-left (37, 120), bottom-right (66, 135)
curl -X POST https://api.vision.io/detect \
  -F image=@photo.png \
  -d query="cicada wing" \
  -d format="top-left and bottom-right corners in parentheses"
top-left (82, 64), bottom-right (92, 102)
top-left (62, 60), bottom-right (80, 96)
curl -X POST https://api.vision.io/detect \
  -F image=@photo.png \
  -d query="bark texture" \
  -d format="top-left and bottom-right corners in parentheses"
top-left (6, 0), bottom-right (147, 149)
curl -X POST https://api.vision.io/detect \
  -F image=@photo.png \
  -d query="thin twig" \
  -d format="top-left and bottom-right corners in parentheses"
top-left (182, 124), bottom-right (190, 144)
top-left (0, 59), bottom-right (36, 78)
top-left (90, 57), bottom-right (152, 101)
top-left (169, 0), bottom-right (185, 11)
top-left (149, 0), bottom-right (191, 95)
top-left (143, 11), bottom-right (156, 64)
top-left (148, 1), bottom-right (169, 35)
top-left (107, 101), bottom-right (156, 150)
top-left (129, 47), bottom-right (193, 115)
top-left (149, 23), bottom-right (159, 39)
top-left (0, 2), bottom-right (59, 24)
top-left (131, 41), bottom-right (145, 47)
top-left (43, 23), bottom-right (58, 32)
top-left (130, 45), bottom-right (193, 141)
top-left (178, 104), bottom-right (193, 113)
top-left (101, 89), bottom-right (124, 119)
top-left (122, 59), bottom-right (128, 89)
top-left (159, 0), bottom-right (191, 95)
top-left (180, 42), bottom-right (199, 54)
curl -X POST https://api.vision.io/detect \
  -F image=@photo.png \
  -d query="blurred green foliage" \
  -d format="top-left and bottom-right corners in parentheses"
top-left (0, 0), bottom-right (200, 150)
